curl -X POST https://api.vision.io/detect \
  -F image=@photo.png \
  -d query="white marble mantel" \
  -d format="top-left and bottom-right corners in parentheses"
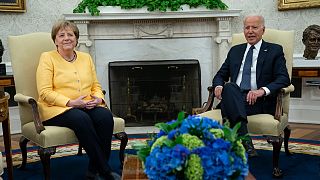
top-left (64, 8), bottom-right (241, 106)
top-left (64, 8), bottom-right (241, 65)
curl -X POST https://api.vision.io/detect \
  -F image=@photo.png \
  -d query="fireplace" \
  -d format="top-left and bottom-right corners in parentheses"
top-left (109, 60), bottom-right (201, 126)
top-left (64, 8), bottom-right (241, 125)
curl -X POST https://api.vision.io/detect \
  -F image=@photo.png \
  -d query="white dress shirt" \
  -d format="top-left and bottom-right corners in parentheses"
top-left (235, 40), bottom-right (270, 95)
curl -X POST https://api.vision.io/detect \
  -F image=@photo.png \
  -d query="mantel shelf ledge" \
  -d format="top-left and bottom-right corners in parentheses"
top-left (65, 6), bottom-right (241, 21)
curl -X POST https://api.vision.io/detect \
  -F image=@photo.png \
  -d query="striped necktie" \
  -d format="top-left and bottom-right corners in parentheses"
top-left (240, 45), bottom-right (255, 90)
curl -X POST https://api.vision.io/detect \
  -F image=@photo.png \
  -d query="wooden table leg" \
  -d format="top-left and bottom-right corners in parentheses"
top-left (2, 117), bottom-right (13, 180)
top-left (0, 93), bottom-right (13, 179)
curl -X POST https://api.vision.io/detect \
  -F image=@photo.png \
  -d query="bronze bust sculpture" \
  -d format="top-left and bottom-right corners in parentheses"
top-left (302, 25), bottom-right (320, 60)
top-left (0, 39), bottom-right (4, 63)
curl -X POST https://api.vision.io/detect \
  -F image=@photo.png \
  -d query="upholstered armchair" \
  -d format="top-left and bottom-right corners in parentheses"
top-left (8, 32), bottom-right (128, 180)
top-left (195, 29), bottom-right (295, 177)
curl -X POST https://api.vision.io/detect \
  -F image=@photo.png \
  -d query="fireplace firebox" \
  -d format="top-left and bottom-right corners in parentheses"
top-left (109, 60), bottom-right (201, 126)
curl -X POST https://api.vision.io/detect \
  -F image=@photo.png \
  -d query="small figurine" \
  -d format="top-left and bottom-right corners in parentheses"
top-left (302, 25), bottom-right (320, 60)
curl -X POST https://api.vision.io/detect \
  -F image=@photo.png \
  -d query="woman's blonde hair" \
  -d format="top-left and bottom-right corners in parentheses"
top-left (51, 20), bottom-right (79, 44)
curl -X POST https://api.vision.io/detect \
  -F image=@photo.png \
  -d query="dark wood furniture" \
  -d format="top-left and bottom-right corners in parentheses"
top-left (0, 75), bottom-right (14, 87)
top-left (292, 67), bottom-right (320, 77)
top-left (122, 155), bottom-right (148, 180)
top-left (121, 155), bottom-right (256, 179)
top-left (0, 93), bottom-right (13, 180)
top-left (0, 75), bottom-right (17, 107)
top-left (291, 67), bottom-right (320, 98)
top-left (0, 75), bottom-right (15, 180)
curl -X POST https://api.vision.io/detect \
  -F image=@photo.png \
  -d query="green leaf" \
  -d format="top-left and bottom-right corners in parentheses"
top-left (177, 111), bottom-right (186, 121)
top-left (222, 122), bottom-right (243, 143)
top-left (155, 111), bottom-right (185, 133)
top-left (137, 145), bottom-right (151, 163)
top-left (155, 122), bottom-right (172, 133)
top-left (163, 138), bottom-right (176, 147)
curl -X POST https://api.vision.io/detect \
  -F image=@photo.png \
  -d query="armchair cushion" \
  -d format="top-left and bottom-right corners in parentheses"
top-left (113, 117), bottom-right (125, 134)
top-left (247, 113), bottom-right (288, 135)
top-left (199, 110), bottom-right (288, 136)
top-left (22, 123), bottom-right (78, 148)
top-left (22, 116), bottom-right (125, 148)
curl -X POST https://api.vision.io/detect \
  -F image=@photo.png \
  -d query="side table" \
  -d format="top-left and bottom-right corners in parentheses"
top-left (0, 93), bottom-right (13, 180)
top-left (122, 155), bottom-right (148, 180)
top-left (122, 155), bottom-right (256, 180)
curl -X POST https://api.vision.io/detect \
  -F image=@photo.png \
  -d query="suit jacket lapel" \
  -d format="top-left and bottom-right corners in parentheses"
top-left (256, 40), bottom-right (269, 80)
top-left (233, 44), bottom-right (247, 82)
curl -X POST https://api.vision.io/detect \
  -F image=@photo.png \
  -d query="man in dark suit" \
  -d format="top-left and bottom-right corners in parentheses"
top-left (213, 15), bottom-right (290, 157)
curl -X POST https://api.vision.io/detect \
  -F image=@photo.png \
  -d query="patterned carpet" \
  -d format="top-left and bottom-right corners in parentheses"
top-left (253, 137), bottom-right (320, 156)
top-left (5, 135), bottom-right (320, 167)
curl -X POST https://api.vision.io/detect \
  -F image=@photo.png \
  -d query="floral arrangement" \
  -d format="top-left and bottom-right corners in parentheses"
top-left (73, 0), bottom-right (228, 16)
top-left (137, 112), bottom-right (249, 180)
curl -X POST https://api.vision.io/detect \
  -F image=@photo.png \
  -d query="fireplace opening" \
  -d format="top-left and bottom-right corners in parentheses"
top-left (108, 60), bottom-right (201, 126)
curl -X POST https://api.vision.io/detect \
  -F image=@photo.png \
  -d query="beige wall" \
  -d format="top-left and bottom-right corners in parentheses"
top-left (0, 0), bottom-right (81, 63)
top-left (0, 0), bottom-right (319, 63)
top-left (224, 0), bottom-right (320, 56)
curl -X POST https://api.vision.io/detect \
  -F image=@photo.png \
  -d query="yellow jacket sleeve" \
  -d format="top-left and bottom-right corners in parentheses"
top-left (36, 52), bottom-right (70, 107)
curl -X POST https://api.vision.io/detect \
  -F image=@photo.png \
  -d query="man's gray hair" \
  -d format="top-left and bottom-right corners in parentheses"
top-left (243, 15), bottom-right (265, 27)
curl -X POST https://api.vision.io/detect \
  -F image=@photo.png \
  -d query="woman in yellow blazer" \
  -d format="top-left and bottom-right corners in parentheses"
top-left (36, 20), bottom-right (119, 180)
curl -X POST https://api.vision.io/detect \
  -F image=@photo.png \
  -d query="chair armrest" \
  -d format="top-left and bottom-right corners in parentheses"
top-left (281, 84), bottom-right (294, 94)
top-left (14, 93), bottom-right (34, 103)
top-left (275, 84), bottom-right (294, 120)
top-left (194, 84), bottom-right (294, 120)
top-left (192, 86), bottom-right (214, 114)
top-left (14, 93), bottom-right (45, 134)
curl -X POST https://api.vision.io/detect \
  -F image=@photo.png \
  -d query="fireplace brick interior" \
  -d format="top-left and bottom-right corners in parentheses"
top-left (109, 60), bottom-right (201, 126)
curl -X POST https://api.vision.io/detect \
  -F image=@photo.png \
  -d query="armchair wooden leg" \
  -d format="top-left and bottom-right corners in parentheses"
top-left (18, 136), bottom-right (30, 169)
top-left (266, 136), bottom-right (283, 178)
top-left (77, 143), bottom-right (83, 156)
top-left (284, 126), bottom-right (292, 155)
top-left (38, 147), bottom-right (56, 180)
top-left (114, 132), bottom-right (128, 166)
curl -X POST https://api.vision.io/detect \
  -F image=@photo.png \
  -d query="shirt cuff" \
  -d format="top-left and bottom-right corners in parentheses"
top-left (261, 87), bottom-right (270, 96)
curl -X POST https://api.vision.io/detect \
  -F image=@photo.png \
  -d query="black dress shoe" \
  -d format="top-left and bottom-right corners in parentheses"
top-left (247, 147), bottom-right (259, 158)
top-left (243, 137), bottom-right (259, 158)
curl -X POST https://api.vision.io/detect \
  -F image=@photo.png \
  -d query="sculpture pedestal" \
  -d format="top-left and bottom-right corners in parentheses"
top-left (293, 58), bottom-right (320, 77)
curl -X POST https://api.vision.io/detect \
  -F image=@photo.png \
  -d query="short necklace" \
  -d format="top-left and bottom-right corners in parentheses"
top-left (58, 51), bottom-right (77, 62)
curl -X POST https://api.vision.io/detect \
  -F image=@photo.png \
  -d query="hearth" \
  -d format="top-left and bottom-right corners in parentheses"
top-left (109, 60), bottom-right (201, 126)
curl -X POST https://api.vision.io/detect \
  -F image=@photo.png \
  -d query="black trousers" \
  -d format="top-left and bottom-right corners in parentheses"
top-left (43, 107), bottom-right (114, 174)
top-left (220, 82), bottom-right (264, 132)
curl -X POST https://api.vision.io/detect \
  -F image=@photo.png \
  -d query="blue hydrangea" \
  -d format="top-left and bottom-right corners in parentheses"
top-left (168, 129), bottom-right (178, 140)
top-left (140, 115), bottom-right (249, 180)
top-left (144, 144), bottom-right (190, 180)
